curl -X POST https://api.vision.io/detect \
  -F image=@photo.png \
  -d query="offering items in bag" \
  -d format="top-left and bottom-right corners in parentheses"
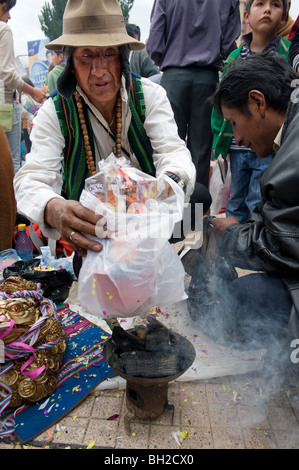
top-left (78, 156), bottom-right (187, 319)
top-left (85, 155), bottom-right (157, 213)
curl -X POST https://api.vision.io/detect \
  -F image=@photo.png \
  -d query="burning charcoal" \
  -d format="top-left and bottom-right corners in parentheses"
top-left (103, 320), bottom-right (196, 431)
top-left (111, 326), bottom-right (145, 353)
top-left (103, 318), bottom-right (196, 381)
top-left (144, 329), bottom-right (172, 352)
top-left (136, 327), bottom-right (147, 339)
top-left (120, 351), bottom-right (179, 377)
top-left (143, 315), bottom-right (173, 351)
top-left (146, 315), bottom-right (168, 331)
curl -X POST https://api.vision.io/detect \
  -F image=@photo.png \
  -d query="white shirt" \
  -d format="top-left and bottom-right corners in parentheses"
top-left (0, 21), bottom-right (24, 102)
top-left (273, 125), bottom-right (283, 153)
top-left (14, 76), bottom-right (196, 239)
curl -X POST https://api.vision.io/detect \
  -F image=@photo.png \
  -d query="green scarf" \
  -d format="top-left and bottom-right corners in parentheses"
top-left (53, 74), bottom-right (155, 201)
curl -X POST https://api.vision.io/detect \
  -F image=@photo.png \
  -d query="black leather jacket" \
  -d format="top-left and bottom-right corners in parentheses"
top-left (219, 98), bottom-right (299, 308)
top-left (289, 20), bottom-right (299, 68)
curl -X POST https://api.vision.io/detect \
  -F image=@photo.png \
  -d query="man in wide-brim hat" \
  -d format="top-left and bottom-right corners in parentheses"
top-left (14, 0), bottom-right (210, 259)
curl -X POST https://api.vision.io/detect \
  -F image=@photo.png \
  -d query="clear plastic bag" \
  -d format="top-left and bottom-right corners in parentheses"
top-left (77, 155), bottom-right (187, 318)
top-left (0, 249), bottom-right (20, 280)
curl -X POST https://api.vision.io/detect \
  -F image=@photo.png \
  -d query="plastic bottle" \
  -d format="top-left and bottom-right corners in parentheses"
top-left (15, 224), bottom-right (33, 260)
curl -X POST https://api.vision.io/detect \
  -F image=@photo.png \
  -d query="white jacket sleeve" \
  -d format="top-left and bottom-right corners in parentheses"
top-left (14, 98), bottom-right (65, 239)
top-left (0, 23), bottom-right (24, 94)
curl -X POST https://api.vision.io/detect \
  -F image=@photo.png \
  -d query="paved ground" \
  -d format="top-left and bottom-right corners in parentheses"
top-left (1, 216), bottom-right (299, 451)
top-left (1, 272), bottom-right (298, 450)
top-left (0, 369), bottom-right (298, 450)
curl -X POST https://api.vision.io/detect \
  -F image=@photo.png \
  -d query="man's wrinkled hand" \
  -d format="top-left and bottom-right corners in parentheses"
top-left (44, 198), bottom-right (108, 256)
top-left (157, 181), bottom-right (175, 200)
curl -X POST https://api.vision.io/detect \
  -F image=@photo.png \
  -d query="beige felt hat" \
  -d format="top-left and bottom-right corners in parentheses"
top-left (46, 0), bottom-right (144, 51)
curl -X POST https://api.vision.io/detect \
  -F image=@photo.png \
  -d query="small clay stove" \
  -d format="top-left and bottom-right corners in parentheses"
top-left (103, 316), bottom-right (196, 434)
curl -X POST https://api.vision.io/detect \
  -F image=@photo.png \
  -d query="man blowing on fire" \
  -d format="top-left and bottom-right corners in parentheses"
top-left (189, 52), bottom-right (299, 346)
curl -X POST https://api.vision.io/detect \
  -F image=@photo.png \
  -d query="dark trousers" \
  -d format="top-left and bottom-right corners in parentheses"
top-left (217, 273), bottom-right (297, 379)
top-left (188, 268), bottom-right (293, 348)
top-left (222, 273), bottom-right (292, 337)
top-left (161, 66), bottom-right (218, 188)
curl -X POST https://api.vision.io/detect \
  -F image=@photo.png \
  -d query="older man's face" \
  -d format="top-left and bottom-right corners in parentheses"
top-left (72, 46), bottom-right (122, 110)
top-left (221, 95), bottom-right (279, 158)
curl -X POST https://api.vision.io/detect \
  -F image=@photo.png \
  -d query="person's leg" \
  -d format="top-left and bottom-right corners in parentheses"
top-left (162, 66), bottom-right (218, 189)
top-left (23, 128), bottom-right (32, 154)
top-left (226, 149), bottom-right (251, 223)
top-left (187, 262), bottom-right (292, 346)
top-left (5, 102), bottom-right (22, 174)
top-left (189, 181), bottom-right (211, 223)
top-left (169, 182), bottom-right (212, 243)
top-left (161, 68), bottom-right (189, 143)
top-left (219, 273), bottom-right (292, 345)
top-left (187, 67), bottom-right (218, 188)
top-left (246, 153), bottom-right (274, 214)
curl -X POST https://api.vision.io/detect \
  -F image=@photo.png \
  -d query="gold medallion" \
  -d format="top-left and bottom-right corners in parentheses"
top-left (34, 370), bottom-right (49, 384)
top-left (1, 369), bottom-right (18, 387)
top-left (18, 378), bottom-right (36, 398)
top-left (27, 383), bottom-right (45, 402)
top-left (57, 339), bottom-right (67, 354)
top-left (43, 374), bottom-right (57, 395)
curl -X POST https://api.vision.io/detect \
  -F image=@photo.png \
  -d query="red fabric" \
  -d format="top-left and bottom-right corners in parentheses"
top-left (28, 224), bottom-right (74, 256)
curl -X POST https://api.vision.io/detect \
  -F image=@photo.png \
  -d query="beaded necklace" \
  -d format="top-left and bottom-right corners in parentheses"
top-left (74, 90), bottom-right (122, 176)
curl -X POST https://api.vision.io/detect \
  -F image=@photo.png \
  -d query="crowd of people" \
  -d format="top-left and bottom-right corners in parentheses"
top-left (211, 0), bottom-right (290, 223)
top-left (0, 0), bottom-right (299, 349)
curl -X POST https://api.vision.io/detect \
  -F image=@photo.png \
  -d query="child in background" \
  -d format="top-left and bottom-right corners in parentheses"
top-left (20, 78), bottom-right (44, 154)
top-left (45, 50), bottom-right (65, 94)
top-left (211, 0), bottom-right (290, 222)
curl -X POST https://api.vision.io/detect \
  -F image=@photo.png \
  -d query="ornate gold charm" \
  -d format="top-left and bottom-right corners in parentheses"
top-left (0, 276), bottom-right (67, 407)
top-left (18, 378), bottom-right (37, 399)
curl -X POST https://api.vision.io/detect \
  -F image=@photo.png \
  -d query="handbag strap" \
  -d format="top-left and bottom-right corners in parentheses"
top-left (29, 224), bottom-right (57, 257)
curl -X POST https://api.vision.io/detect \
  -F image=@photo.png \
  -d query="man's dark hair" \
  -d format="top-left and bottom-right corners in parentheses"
top-left (214, 52), bottom-right (298, 116)
top-left (245, 0), bottom-right (289, 18)
top-left (0, 0), bottom-right (16, 11)
top-left (126, 23), bottom-right (141, 41)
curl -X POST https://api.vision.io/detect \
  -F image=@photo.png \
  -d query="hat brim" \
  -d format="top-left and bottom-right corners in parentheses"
top-left (46, 33), bottom-right (145, 51)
